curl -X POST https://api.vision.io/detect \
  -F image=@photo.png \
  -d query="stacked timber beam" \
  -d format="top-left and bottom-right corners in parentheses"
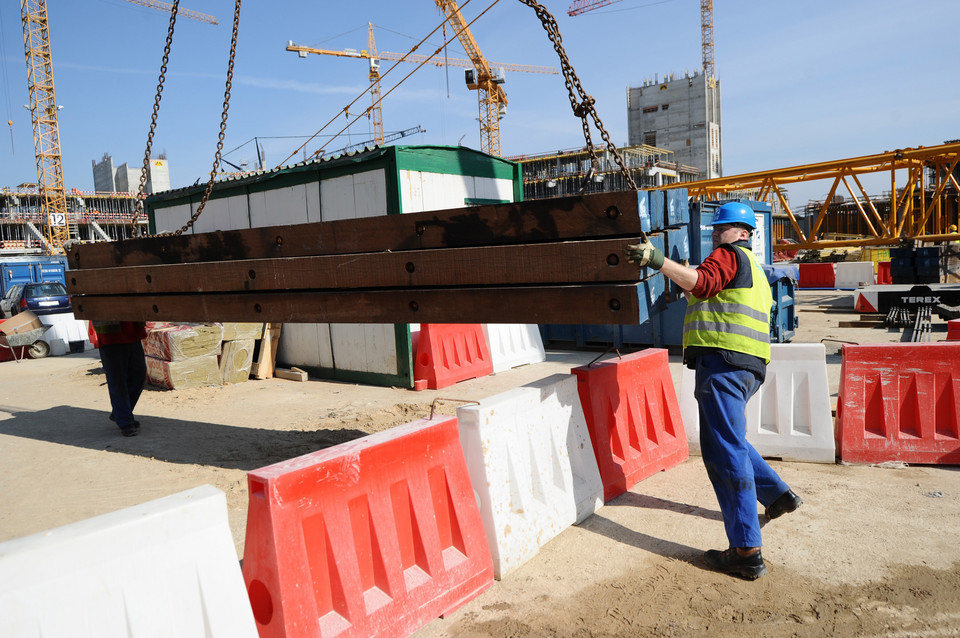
top-left (65, 192), bottom-right (664, 326)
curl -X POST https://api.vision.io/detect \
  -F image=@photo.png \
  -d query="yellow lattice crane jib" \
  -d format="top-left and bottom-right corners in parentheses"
top-left (286, 24), bottom-right (556, 155)
top-left (434, 0), bottom-right (507, 157)
top-left (119, 0), bottom-right (218, 25)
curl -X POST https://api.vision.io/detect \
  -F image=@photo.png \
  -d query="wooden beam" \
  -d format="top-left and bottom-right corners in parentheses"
top-left (67, 238), bottom-right (649, 295)
top-left (70, 283), bottom-right (658, 325)
top-left (66, 191), bottom-right (648, 269)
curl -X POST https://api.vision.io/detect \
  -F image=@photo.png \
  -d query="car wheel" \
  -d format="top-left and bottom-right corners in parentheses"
top-left (28, 340), bottom-right (50, 359)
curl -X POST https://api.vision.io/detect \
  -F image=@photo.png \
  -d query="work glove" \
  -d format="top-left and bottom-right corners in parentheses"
top-left (625, 240), bottom-right (665, 270)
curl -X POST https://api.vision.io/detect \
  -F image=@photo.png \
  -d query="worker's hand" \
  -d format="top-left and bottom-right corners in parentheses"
top-left (625, 240), bottom-right (665, 270)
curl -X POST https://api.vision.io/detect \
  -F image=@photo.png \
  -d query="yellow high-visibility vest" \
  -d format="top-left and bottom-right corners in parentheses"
top-left (683, 245), bottom-right (772, 363)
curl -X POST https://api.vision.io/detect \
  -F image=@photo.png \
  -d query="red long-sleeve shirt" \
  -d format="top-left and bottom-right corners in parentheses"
top-left (690, 243), bottom-right (740, 299)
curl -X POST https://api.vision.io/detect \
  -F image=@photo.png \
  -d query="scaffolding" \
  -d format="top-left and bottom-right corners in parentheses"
top-left (510, 144), bottom-right (699, 200)
top-left (0, 190), bottom-right (145, 253)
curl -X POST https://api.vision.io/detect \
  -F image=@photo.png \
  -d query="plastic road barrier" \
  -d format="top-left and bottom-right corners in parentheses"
top-left (877, 261), bottom-right (892, 285)
top-left (482, 323), bottom-right (546, 373)
top-left (798, 263), bottom-right (836, 289)
top-left (0, 485), bottom-right (258, 638)
top-left (414, 323), bottom-right (493, 390)
top-left (681, 344), bottom-right (836, 463)
top-left (572, 349), bottom-right (688, 502)
top-left (836, 343), bottom-right (960, 464)
top-left (948, 319), bottom-right (960, 341)
top-left (457, 374), bottom-right (604, 579)
top-left (835, 262), bottom-right (876, 289)
top-left (242, 415), bottom-right (493, 638)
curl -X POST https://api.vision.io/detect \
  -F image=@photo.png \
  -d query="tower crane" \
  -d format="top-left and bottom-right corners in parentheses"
top-left (119, 0), bottom-right (218, 25)
top-left (287, 23), bottom-right (556, 152)
top-left (432, 0), bottom-right (507, 156)
top-left (19, 0), bottom-right (215, 255)
top-left (568, 0), bottom-right (716, 80)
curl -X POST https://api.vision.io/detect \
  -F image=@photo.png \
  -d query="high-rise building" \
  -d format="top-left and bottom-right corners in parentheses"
top-left (627, 71), bottom-right (721, 179)
top-left (91, 154), bottom-right (171, 194)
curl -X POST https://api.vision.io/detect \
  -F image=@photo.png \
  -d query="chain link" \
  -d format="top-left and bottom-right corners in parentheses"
top-left (517, 0), bottom-right (637, 192)
top-left (130, 0), bottom-right (180, 235)
top-left (130, 0), bottom-right (242, 237)
top-left (168, 0), bottom-right (242, 236)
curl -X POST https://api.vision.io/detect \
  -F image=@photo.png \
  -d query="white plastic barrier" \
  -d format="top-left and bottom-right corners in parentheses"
top-left (834, 261), bottom-right (876, 289)
top-left (680, 344), bottom-right (835, 463)
top-left (457, 374), bottom-right (603, 579)
top-left (0, 485), bottom-right (258, 638)
top-left (39, 313), bottom-right (92, 356)
top-left (482, 324), bottom-right (546, 373)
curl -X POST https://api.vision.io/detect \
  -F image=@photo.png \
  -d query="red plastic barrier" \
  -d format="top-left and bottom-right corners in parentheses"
top-left (572, 349), bottom-right (688, 502)
top-left (414, 324), bottom-right (493, 390)
top-left (876, 261), bottom-right (892, 285)
top-left (798, 263), bottom-right (836, 289)
top-left (242, 416), bottom-right (493, 638)
top-left (948, 320), bottom-right (960, 341)
top-left (836, 343), bottom-right (960, 464)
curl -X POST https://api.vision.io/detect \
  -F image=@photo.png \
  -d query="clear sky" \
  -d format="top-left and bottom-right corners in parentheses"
top-left (1, 0), bottom-right (957, 206)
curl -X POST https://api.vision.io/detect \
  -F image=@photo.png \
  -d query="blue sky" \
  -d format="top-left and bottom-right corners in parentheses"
top-left (1, 0), bottom-right (957, 206)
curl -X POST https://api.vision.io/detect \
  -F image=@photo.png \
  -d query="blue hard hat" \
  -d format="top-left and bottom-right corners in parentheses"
top-left (709, 202), bottom-right (756, 229)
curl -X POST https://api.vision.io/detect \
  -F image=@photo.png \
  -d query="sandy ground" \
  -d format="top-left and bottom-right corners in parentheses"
top-left (1, 291), bottom-right (958, 637)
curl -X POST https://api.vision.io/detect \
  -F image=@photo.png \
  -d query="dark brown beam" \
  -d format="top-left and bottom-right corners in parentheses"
top-left (70, 283), bottom-right (655, 325)
top-left (67, 238), bottom-right (648, 295)
top-left (66, 191), bottom-right (648, 269)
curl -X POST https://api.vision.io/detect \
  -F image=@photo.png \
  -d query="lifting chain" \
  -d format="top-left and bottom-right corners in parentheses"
top-left (130, 0), bottom-right (180, 235)
top-left (517, 0), bottom-right (638, 193)
top-left (131, 0), bottom-right (242, 237)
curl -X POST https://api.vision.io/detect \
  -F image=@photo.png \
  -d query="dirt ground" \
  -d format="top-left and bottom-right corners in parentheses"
top-left (1, 291), bottom-right (958, 637)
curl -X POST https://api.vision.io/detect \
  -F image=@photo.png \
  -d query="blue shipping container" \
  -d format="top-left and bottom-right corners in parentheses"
top-left (1, 256), bottom-right (68, 297)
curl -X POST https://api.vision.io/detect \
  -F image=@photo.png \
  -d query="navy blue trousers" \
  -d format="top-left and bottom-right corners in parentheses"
top-left (694, 352), bottom-right (789, 548)
top-left (100, 341), bottom-right (147, 429)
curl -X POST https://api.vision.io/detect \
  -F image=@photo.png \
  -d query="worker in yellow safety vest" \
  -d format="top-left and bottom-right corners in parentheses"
top-left (626, 201), bottom-right (803, 580)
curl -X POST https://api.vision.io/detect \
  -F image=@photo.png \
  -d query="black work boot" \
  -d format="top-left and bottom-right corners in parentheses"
top-left (765, 489), bottom-right (803, 520)
top-left (704, 548), bottom-right (767, 580)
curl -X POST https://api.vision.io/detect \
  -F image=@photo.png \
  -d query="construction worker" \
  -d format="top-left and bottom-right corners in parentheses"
top-left (626, 201), bottom-right (802, 580)
top-left (93, 320), bottom-right (148, 437)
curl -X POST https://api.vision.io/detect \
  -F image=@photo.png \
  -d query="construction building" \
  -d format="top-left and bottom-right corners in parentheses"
top-left (92, 153), bottom-right (171, 195)
top-left (626, 71), bottom-right (722, 180)
top-left (0, 189), bottom-right (144, 254)
top-left (511, 144), bottom-right (699, 200)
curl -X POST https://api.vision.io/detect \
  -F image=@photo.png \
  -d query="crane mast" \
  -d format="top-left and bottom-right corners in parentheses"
top-left (21, 0), bottom-right (69, 254)
top-left (433, 0), bottom-right (508, 157)
top-left (366, 23), bottom-right (385, 146)
top-left (701, 0), bottom-right (714, 79)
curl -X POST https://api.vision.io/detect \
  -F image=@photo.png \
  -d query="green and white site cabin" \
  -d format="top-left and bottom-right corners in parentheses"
top-left (145, 145), bottom-right (523, 388)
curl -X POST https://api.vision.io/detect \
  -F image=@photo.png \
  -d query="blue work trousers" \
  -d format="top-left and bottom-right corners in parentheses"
top-left (100, 341), bottom-right (147, 429)
top-left (694, 352), bottom-right (789, 548)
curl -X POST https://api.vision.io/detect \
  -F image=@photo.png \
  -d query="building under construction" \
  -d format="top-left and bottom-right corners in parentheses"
top-left (0, 189), bottom-right (144, 254)
top-left (92, 154), bottom-right (171, 195)
top-left (510, 144), bottom-right (699, 200)
top-left (627, 71), bottom-right (722, 180)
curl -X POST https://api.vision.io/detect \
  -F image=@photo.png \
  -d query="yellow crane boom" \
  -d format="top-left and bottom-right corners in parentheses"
top-left (434, 0), bottom-right (506, 156)
top-left (287, 22), bottom-right (555, 153)
top-left (119, 0), bottom-right (218, 25)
